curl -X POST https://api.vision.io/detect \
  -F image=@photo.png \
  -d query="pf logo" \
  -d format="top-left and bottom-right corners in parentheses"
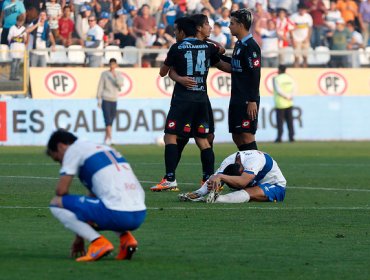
top-left (156, 76), bottom-right (175, 96)
top-left (45, 70), bottom-right (77, 97)
top-left (242, 120), bottom-right (250, 128)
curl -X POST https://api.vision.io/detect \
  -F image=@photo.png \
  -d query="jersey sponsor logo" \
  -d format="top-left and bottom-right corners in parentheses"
top-left (183, 123), bottom-right (191, 133)
top-left (248, 57), bottom-right (253, 68)
top-left (0, 102), bottom-right (7, 142)
top-left (252, 59), bottom-right (260, 68)
top-left (45, 70), bottom-right (77, 97)
top-left (242, 120), bottom-right (251, 128)
top-left (167, 120), bottom-right (176, 129)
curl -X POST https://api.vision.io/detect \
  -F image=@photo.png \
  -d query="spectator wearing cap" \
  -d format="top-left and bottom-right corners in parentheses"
top-left (72, 0), bottom-right (92, 29)
top-left (150, 22), bottom-right (175, 66)
top-left (85, 15), bottom-right (104, 67)
top-left (133, 4), bottom-right (156, 48)
top-left (45, 0), bottom-right (62, 40)
top-left (304, 0), bottom-right (327, 48)
top-left (328, 18), bottom-right (351, 67)
top-left (289, 3), bottom-right (313, 67)
top-left (98, 12), bottom-right (116, 46)
top-left (113, 7), bottom-right (136, 47)
top-left (96, 0), bottom-right (113, 17)
top-left (75, 3), bottom-right (93, 41)
top-left (58, 5), bottom-right (75, 46)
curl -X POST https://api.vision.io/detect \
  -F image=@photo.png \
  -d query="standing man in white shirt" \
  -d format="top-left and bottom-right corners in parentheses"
top-left (47, 129), bottom-right (146, 262)
top-left (289, 3), bottom-right (313, 68)
top-left (85, 15), bottom-right (104, 67)
top-left (97, 58), bottom-right (124, 145)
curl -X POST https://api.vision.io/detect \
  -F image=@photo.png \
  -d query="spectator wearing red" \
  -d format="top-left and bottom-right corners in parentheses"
top-left (305, 0), bottom-right (327, 48)
top-left (58, 5), bottom-right (75, 46)
top-left (133, 4), bottom-right (156, 48)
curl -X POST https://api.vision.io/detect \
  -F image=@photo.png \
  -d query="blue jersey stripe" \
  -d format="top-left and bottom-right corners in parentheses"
top-left (254, 153), bottom-right (273, 183)
top-left (78, 151), bottom-right (127, 190)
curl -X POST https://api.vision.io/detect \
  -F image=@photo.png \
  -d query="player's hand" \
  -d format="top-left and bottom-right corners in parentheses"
top-left (207, 175), bottom-right (222, 191)
top-left (247, 102), bottom-right (258, 120)
top-left (70, 236), bottom-right (85, 258)
top-left (177, 76), bottom-right (197, 88)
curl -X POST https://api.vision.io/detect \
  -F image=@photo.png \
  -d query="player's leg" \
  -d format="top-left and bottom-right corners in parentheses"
top-left (175, 136), bottom-right (189, 169)
top-left (229, 104), bottom-right (258, 151)
top-left (49, 195), bottom-right (114, 261)
top-left (210, 186), bottom-right (269, 203)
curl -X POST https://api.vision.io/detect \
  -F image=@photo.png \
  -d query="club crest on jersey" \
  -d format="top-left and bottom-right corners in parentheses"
top-left (253, 52), bottom-right (257, 58)
top-left (183, 124), bottom-right (191, 133)
top-left (252, 59), bottom-right (260, 68)
top-left (198, 124), bottom-right (209, 134)
top-left (167, 120), bottom-right (176, 129)
top-left (236, 48), bottom-right (241, 55)
top-left (242, 120), bottom-right (251, 128)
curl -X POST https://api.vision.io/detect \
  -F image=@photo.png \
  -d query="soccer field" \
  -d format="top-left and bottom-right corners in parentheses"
top-left (0, 142), bottom-right (369, 280)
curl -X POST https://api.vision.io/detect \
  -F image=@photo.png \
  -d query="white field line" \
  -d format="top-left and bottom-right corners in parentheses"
top-left (0, 162), bottom-right (369, 167)
top-left (0, 175), bottom-right (369, 193)
top-left (0, 206), bottom-right (369, 210)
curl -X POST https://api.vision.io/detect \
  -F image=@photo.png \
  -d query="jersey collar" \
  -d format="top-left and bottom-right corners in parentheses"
top-left (183, 37), bottom-right (197, 41)
top-left (240, 33), bottom-right (253, 44)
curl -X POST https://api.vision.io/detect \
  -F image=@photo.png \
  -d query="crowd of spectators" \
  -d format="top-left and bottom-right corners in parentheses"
top-left (0, 0), bottom-right (369, 68)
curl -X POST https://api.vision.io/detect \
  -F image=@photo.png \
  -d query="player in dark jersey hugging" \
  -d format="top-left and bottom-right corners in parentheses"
top-left (151, 16), bottom-right (230, 192)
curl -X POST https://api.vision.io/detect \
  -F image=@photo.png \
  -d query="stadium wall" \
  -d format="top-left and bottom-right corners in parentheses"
top-left (1, 96), bottom-right (370, 145)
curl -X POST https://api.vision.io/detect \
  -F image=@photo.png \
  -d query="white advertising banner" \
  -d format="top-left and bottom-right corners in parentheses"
top-left (1, 96), bottom-right (370, 145)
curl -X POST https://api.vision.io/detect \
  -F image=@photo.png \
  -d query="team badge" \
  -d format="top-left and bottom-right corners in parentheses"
top-left (253, 52), bottom-right (257, 58)
top-left (252, 59), bottom-right (260, 68)
top-left (197, 125), bottom-right (209, 134)
top-left (242, 120), bottom-right (251, 128)
top-left (236, 48), bottom-right (241, 55)
top-left (167, 120), bottom-right (176, 129)
top-left (183, 124), bottom-right (191, 133)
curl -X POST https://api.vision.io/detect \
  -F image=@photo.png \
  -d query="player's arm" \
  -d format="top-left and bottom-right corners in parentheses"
top-left (159, 45), bottom-right (176, 77)
top-left (245, 46), bottom-right (261, 120)
top-left (214, 59), bottom-right (231, 73)
top-left (209, 172), bottom-right (255, 189)
top-left (55, 175), bottom-right (74, 196)
top-left (206, 38), bottom-right (225, 54)
top-left (159, 63), bottom-right (170, 77)
top-left (168, 68), bottom-right (197, 88)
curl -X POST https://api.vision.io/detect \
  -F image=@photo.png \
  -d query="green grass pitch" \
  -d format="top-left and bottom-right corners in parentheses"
top-left (0, 142), bottom-right (369, 280)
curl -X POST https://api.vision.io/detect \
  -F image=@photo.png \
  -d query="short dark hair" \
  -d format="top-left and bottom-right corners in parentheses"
top-left (278, 64), bottom-right (286, 73)
top-left (223, 163), bottom-right (242, 176)
top-left (190, 14), bottom-right (208, 29)
top-left (231, 8), bottom-right (253, 31)
top-left (175, 17), bottom-right (197, 37)
top-left (47, 129), bottom-right (77, 153)
top-left (109, 58), bottom-right (117, 64)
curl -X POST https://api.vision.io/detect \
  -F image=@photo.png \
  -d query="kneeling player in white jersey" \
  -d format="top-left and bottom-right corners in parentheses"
top-left (47, 130), bottom-right (146, 261)
top-left (179, 150), bottom-right (286, 203)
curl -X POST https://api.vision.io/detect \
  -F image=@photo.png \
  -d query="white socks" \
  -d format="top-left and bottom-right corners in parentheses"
top-left (215, 190), bottom-right (250, 203)
top-left (196, 181), bottom-right (209, 196)
top-left (50, 207), bottom-right (100, 242)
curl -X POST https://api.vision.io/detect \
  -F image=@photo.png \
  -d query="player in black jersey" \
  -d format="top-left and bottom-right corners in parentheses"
top-left (151, 17), bottom-right (230, 192)
top-left (228, 8), bottom-right (261, 151)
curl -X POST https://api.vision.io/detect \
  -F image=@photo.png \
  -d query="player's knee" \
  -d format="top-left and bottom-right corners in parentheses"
top-left (49, 196), bottom-right (63, 207)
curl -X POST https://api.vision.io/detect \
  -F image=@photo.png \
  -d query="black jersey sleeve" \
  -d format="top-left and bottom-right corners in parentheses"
top-left (209, 43), bottom-right (221, 66)
top-left (219, 54), bottom-right (231, 64)
top-left (164, 44), bottom-right (177, 67)
top-left (243, 41), bottom-right (261, 102)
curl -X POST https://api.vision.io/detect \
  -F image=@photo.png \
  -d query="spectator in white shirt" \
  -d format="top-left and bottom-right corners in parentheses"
top-left (45, 0), bottom-right (62, 40)
top-left (289, 3), bottom-right (313, 67)
top-left (209, 22), bottom-right (227, 47)
top-left (257, 19), bottom-right (279, 67)
top-left (85, 15), bottom-right (104, 67)
top-left (346, 20), bottom-right (364, 67)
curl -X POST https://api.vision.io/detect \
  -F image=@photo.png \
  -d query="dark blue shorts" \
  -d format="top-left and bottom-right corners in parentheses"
top-left (258, 184), bottom-right (286, 202)
top-left (102, 100), bottom-right (117, 126)
top-left (60, 195), bottom-right (146, 232)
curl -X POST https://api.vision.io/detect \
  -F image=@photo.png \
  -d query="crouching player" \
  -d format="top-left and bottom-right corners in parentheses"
top-left (179, 150), bottom-right (286, 203)
top-left (47, 129), bottom-right (146, 261)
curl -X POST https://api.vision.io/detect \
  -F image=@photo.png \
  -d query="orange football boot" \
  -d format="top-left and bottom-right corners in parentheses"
top-left (76, 236), bottom-right (114, 262)
top-left (116, 231), bottom-right (138, 260)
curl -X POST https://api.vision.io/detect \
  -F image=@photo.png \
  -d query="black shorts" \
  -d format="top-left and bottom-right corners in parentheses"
top-left (207, 98), bottom-right (215, 134)
top-left (102, 100), bottom-right (117, 126)
top-left (165, 100), bottom-right (211, 138)
top-left (228, 103), bottom-right (258, 134)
